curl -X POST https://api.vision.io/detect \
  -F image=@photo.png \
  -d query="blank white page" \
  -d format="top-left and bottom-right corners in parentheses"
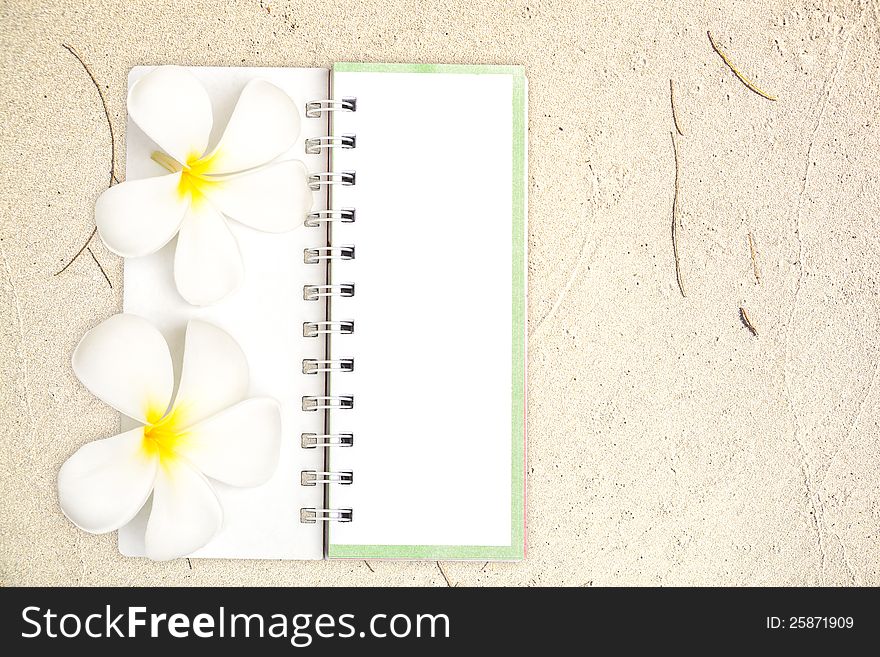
top-left (326, 64), bottom-right (526, 559)
top-left (120, 66), bottom-right (328, 560)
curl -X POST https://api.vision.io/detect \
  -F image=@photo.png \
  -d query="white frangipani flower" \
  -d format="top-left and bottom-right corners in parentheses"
top-left (58, 313), bottom-right (282, 561)
top-left (95, 66), bottom-right (312, 306)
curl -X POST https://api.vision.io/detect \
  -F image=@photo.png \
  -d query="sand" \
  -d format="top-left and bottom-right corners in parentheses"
top-left (1, 0), bottom-right (879, 586)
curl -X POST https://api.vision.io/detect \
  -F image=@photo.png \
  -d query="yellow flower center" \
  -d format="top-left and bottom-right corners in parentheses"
top-left (151, 150), bottom-right (223, 209)
top-left (142, 405), bottom-right (190, 464)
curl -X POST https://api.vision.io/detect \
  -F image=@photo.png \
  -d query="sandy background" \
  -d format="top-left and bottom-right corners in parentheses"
top-left (2, 0), bottom-right (879, 586)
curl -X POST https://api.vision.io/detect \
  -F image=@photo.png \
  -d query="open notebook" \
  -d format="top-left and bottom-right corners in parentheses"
top-left (120, 64), bottom-right (527, 560)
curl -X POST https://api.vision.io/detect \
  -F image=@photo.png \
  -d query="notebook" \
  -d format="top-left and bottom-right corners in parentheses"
top-left (119, 63), bottom-right (527, 561)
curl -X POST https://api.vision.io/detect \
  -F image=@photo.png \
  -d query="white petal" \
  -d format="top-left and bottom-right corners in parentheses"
top-left (58, 427), bottom-right (158, 534)
top-left (95, 173), bottom-right (189, 257)
top-left (203, 79), bottom-right (300, 174)
top-left (177, 398), bottom-right (281, 487)
top-left (144, 460), bottom-right (222, 560)
top-left (171, 319), bottom-right (249, 428)
top-left (72, 314), bottom-right (174, 423)
top-left (128, 66), bottom-right (213, 165)
top-left (202, 161), bottom-right (312, 232)
top-left (173, 200), bottom-right (243, 306)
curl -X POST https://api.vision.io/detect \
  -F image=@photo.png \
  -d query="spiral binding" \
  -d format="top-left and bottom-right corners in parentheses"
top-left (308, 171), bottom-right (356, 190)
top-left (304, 208), bottom-right (356, 227)
top-left (301, 471), bottom-right (353, 486)
top-left (305, 135), bottom-right (356, 154)
top-left (302, 359), bottom-right (354, 374)
top-left (300, 97), bottom-right (357, 525)
top-left (301, 433), bottom-right (354, 448)
top-left (305, 97), bottom-right (357, 118)
top-left (303, 320), bottom-right (354, 337)
top-left (301, 508), bottom-right (353, 523)
top-left (304, 246), bottom-right (355, 264)
top-left (303, 283), bottom-right (355, 300)
top-left (302, 395), bottom-right (354, 411)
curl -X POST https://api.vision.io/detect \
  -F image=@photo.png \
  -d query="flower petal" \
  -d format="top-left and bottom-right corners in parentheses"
top-left (128, 66), bottom-right (213, 165)
top-left (72, 314), bottom-right (174, 423)
top-left (95, 173), bottom-right (189, 257)
top-left (58, 427), bottom-right (158, 534)
top-left (176, 398), bottom-right (281, 487)
top-left (203, 79), bottom-right (300, 174)
top-left (144, 460), bottom-right (222, 560)
top-left (173, 200), bottom-right (243, 306)
top-left (202, 161), bottom-right (313, 232)
top-left (172, 319), bottom-right (249, 428)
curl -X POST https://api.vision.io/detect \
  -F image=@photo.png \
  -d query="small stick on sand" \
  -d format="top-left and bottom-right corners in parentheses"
top-left (363, 560), bottom-right (375, 573)
top-left (437, 561), bottom-right (455, 587)
top-left (670, 131), bottom-right (686, 297)
top-left (87, 246), bottom-right (112, 288)
top-left (747, 231), bottom-right (761, 284)
top-left (61, 43), bottom-right (119, 185)
top-left (54, 226), bottom-right (97, 276)
top-left (669, 79), bottom-right (684, 136)
top-left (707, 30), bottom-right (777, 102)
top-left (739, 306), bottom-right (758, 336)
top-left (56, 43), bottom-right (118, 286)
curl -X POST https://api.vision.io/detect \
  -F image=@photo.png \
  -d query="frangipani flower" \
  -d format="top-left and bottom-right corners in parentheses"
top-left (58, 313), bottom-right (281, 560)
top-left (95, 66), bottom-right (312, 306)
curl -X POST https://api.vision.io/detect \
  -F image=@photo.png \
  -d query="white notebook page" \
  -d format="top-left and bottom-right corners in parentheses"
top-left (119, 66), bottom-right (328, 560)
top-left (327, 65), bottom-right (526, 557)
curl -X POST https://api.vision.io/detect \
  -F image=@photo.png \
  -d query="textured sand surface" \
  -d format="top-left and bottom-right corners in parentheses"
top-left (2, 0), bottom-right (879, 586)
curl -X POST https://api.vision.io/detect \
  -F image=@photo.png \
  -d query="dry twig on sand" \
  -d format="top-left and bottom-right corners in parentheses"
top-left (54, 44), bottom-right (118, 285)
top-left (669, 79), bottom-right (685, 136)
top-left (707, 30), bottom-right (777, 101)
top-left (739, 307), bottom-right (758, 336)
top-left (747, 232), bottom-right (761, 284)
top-left (437, 561), bottom-right (455, 587)
top-left (670, 131), bottom-right (685, 297)
top-left (86, 246), bottom-right (112, 288)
